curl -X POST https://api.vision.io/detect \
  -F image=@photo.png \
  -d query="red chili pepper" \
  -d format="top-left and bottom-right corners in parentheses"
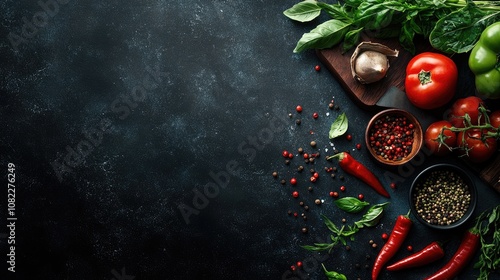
top-left (424, 230), bottom-right (480, 280)
top-left (327, 152), bottom-right (390, 198)
top-left (386, 241), bottom-right (445, 271)
top-left (372, 213), bottom-right (412, 280)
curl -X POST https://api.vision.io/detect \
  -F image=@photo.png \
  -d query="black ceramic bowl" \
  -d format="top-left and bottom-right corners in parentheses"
top-left (409, 164), bottom-right (477, 230)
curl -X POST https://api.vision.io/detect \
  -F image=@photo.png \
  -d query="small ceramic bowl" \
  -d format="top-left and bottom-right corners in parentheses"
top-left (365, 109), bottom-right (423, 166)
top-left (409, 164), bottom-right (477, 230)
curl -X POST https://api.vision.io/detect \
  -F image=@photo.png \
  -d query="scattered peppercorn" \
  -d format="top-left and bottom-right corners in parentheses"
top-left (297, 166), bottom-right (304, 172)
top-left (329, 102), bottom-right (334, 109)
top-left (304, 205), bottom-right (309, 211)
top-left (307, 186), bottom-right (313, 192)
top-left (312, 112), bottom-right (319, 119)
top-left (280, 179), bottom-right (286, 185)
top-left (356, 143), bottom-right (362, 150)
top-left (288, 153), bottom-right (294, 159)
top-left (346, 245), bottom-right (351, 251)
top-left (381, 233), bottom-right (388, 240)
top-left (301, 227), bottom-right (308, 234)
top-left (296, 261), bottom-right (303, 268)
top-left (315, 65), bottom-right (321, 71)
top-left (284, 159), bottom-right (290, 165)
top-left (296, 119), bottom-right (301, 125)
top-left (282, 150), bottom-right (289, 158)
top-left (299, 201), bottom-right (304, 206)
top-left (292, 191), bottom-right (299, 198)
top-left (407, 245), bottom-right (413, 251)
top-left (287, 210), bottom-right (292, 215)
top-left (303, 153), bottom-right (309, 159)
top-left (310, 141), bottom-right (317, 147)
top-left (358, 193), bottom-right (364, 200)
top-left (288, 113), bottom-right (293, 118)
top-left (341, 218), bottom-right (346, 223)
top-left (372, 243), bottom-right (378, 248)
top-left (315, 199), bottom-right (322, 205)
top-left (290, 265), bottom-right (296, 271)
top-left (296, 105), bottom-right (303, 113)
top-left (346, 134), bottom-right (352, 141)
top-left (290, 178), bottom-right (297, 185)
top-left (298, 147), bottom-right (303, 154)
top-left (340, 185), bottom-right (346, 192)
top-left (390, 182), bottom-right (396, 189)
top-left (272, 171), bottom-right (278, 178)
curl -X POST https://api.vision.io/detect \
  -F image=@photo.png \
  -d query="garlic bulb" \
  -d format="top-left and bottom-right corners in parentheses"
top-left (351, 42), bottom-right (399, 84)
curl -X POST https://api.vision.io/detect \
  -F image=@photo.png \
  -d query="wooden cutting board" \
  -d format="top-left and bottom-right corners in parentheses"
top-left (316, 36), bottom-right (500, 193)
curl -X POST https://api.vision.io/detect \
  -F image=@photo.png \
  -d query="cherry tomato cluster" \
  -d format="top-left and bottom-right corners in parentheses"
top-left (424, 96), bottom-right (500, 163)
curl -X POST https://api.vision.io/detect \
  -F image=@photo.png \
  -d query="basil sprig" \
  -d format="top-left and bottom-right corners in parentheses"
top-left (301, 202), bottom-right (389, 253)
top-left (329, 112), bottom-right (348, 139)
top-left (334, 197), bottom-right (370, 213)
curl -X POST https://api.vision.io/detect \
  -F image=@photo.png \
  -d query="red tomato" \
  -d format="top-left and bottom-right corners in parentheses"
top-left (448, 96), bottom-right (485, 128)
top-left (490, 110), bottom-right (500, 129)
top-left (457, 129), bottom-right (497, 163)
top-left (424, 120), bottom-right (457, 156)
top-left (405, 52), bottom-right (458, 110)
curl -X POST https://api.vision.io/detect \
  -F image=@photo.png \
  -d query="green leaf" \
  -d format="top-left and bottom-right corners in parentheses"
top-left (321, 214), bottom-right (340, 234)
top-left (329, 112), bottom-right (348, 139)
top-left (294, 19), bottom-right (351, 53)
top-left (301, 243), bottom-right (334, 252)
top-left (355, 202), bottom-right (389, 228)
top-left (317, 2), bottom-right (352, 21)
top-left (322, 264), bottom-right (348, 280)
top-left (429, 4), bottom-right (500, 54)
top-left (283, 0), bottom-right (322, 22)
top-left (334, 197), bottom-right (370, 213)
top-left (342, 27), bottom-right (363, 53)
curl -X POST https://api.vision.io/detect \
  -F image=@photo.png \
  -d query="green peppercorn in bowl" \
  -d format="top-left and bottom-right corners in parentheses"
top-left (409, 164), bottom-right (477, 230)
top-left (365, 108), bottom-right (423, 166)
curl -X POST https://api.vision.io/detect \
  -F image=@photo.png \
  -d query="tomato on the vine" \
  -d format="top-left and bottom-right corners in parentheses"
top-left (490, 110), bottom-right (500, 129)
top-left (424, 120), bottom-right (457, 156)
top-left (448, 96), bottom-right (485, 128)
top-left (405, 52), bottom-right (458, 110)
top-left (457, 129), bottom-right (497, 163)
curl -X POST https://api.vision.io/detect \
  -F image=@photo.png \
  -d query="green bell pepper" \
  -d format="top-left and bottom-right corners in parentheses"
top-left (468, 22), bottom-right (500, 99)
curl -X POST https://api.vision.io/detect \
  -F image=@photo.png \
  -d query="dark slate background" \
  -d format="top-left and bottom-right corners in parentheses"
top-left (0, 1), bottom-right (499, 279)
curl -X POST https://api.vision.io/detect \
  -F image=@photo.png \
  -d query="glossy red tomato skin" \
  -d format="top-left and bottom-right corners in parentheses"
top-left (405, 52), bottom-right (458, 110)
top-left (424, 120), bottom-right (457, 156)
top-left (490, 110), bottom-right (500, 128)
top-left (448, 96), bottom-right (485, 128)
top-left (457, 129), bottom-right (497, 163)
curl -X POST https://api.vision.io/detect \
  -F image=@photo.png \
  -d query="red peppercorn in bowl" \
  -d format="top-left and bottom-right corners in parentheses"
top-left (365, 109), bottom-right (423, 166)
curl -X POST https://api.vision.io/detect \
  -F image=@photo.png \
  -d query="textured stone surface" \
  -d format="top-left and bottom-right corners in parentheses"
top-left (1, 1), bottom-right (498, 279)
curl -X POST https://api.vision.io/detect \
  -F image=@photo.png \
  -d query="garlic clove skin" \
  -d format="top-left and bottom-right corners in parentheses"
top-left (351, 42), bottom-right (399, 84)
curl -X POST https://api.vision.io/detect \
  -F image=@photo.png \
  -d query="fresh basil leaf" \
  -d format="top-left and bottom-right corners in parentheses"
top-left (317, 2), bottom-right (351, 22)
top-left (355, 202), bottom-right (389, 228)
top-left (334, 197), bottom-right (370, 213)
top-left (329, 112), bottom-right (348, 139)
top-left (283, 0), bottom-right (322, 23)
top-left (294, 19), bottom-right (351, 53)
top-left (301, 243), bottom-right (334, 252)
top-left (322, 264), bottom-right (348, 280)
top-left (342, 27), bottom-right (363, 53)
top-left (429, 4), bottom-right (500, 54)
